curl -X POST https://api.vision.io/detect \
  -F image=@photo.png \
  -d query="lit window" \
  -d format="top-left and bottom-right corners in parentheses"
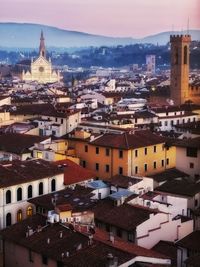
top-left (27, 206), bottom-right (33, 217)
top-left (17, 210), bottom-right (23, 222)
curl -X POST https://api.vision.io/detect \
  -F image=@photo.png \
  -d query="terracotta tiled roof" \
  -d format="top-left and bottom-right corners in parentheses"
top-left (28, 185), bottom-right (95, 212)
top-left (0, 133), bottom-right (48, 154)
top-left (54, 160), bottom-right (95, 186)
top-left (176, 230), bottom-right (200, 250)
top-left (90, 130), bottom-right (166, 149)
top-left (0, 159), bottom-right (64, 188)
top-left (94, 228), bottom-right (169, 259)
top-left (94, 199), bottom-right (157, 231)
top-left (174, 137), bottom-right (200, 149)
top-left (149, 168), bottom-right (189, 183)
top-left (155, 179), bottom-right (200, 197)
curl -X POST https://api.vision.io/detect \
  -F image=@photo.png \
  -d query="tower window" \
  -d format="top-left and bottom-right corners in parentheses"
top-left (175, 47), bottom-right (178, 65)
top-left (184, 46), bottom-right (187, 64)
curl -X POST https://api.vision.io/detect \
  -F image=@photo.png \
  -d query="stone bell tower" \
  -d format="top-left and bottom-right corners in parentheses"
top-left (170, 34), bottom-right (191, 105)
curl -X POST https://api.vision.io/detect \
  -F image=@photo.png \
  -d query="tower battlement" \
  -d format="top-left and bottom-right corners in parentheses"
top-left (170, 35), bottom-right (191, 42)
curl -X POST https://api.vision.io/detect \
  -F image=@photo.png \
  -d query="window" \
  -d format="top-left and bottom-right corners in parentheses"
top-left (175, 47), bottom-right (178, 64)
top-left (128, 232), bottom-right (134, 242)
top-left (17, 210), bottom-right (22, 222)
top-left (144, 148), bottom-right (147, 155)
top-left (135, 150), bottom-right (138, 157)
top-left (195, 199), bottom-right (198, 207)
top-left (166, 158), bottom-right (169, 165)
top-left (161, 159), bottom-right (164, 167)
top-left (42, 255), bottom-right (48, 265)
top-left (61, 119), bottom-right (63, 124)
top-left (119, 167), bottom-right (123, 175)
top-left (17, 187), bottom-right (22, 201)
top-left (82, 160), bottom-right (86, 168)
top-left (96, 147), bottom-right (99, 154)
top-left (27, 206), bottom-right (33, 217)
top-left (153, 146), bottom-right (156, 153)
top-left (28, 185), bottom-right (32, 199)
top-left (84, 145), bottom-right (88, 152)
top-left (153, 161), bottom-right (156, 169)
top-left (105, 164), bottom-right (110, 173)
top-left (135, 166), bottom-right (138, 174)
top-left (190, 163), bottom-right (194, 169)
top-left (39, 182), bottom-right (43, 195)
top-left (144, 164), bottom-right (148, 172)
top-left (186, 147), bottom-right (197, 158)
top-left (95, 163), bottom-right (99, 171)
top-left (184, 45), bottom-right (187, 64)
top-left (116, 228), bottom-right (122, 238)
top-left (51, 179), bottom-right (56, 192)
top-left (6, 213), bottom-right (11, 227)
top-left (29, 249), bottom-right (34, 262)
top-left (119, 150), bottom-right (123, 158)
top-left (105, 148), bottom-right (110, 156)
top-left (6, 190), bottom-right (11, 204)
top-left (165, 121), bottom-right (168, 126)
top-left (170, 120), bottom-right (174, 126)
top-left (106, 224), bottom-right (110, 232)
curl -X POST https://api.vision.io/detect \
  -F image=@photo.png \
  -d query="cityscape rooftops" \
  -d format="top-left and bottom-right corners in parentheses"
top-left (90, 130), bottom-right (166, 149)
top-left (0, 159), bottom-right (64, 188)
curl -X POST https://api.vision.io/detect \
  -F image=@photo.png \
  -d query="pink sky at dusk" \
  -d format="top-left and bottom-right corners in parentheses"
top-left (1, 0), bottom-right (200, 37)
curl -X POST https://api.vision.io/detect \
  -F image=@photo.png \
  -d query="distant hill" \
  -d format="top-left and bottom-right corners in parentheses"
top-left (0, 23), bottom-right (199, 49)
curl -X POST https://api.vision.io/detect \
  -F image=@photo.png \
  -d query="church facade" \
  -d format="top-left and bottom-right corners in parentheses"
top-left (22, 31), bottom-right (61, 84)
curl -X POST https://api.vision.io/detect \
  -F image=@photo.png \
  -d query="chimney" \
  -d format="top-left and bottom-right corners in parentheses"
top-left (109, 232), bottom-right (114, 244)
top-left (59, 231), bottom-right (63, 238)
top-left (106, 253), bottom-right (118, 267)
top-left (47, 238), bottom-right (50, 244)
top-left (88, 234), bottom-right (93, 245)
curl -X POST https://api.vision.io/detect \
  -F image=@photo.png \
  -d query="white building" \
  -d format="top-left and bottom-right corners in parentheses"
top-left (0, 159), bottom-right (64, 229)
top-left (175, 137), bottom-right (200, 179)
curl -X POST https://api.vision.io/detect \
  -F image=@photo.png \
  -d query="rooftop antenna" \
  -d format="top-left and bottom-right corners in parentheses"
top-left (187, 17), bottom-right (190, 35)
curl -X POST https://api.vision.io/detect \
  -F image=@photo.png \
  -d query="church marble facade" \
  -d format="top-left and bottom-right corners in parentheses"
top-left (22, 31), bottom-right (61, 84)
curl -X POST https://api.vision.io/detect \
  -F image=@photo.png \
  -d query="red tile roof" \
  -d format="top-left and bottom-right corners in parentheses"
top-left (93, 228), bottom-right (169, 259)
top-left (54, 160), bottom-right (95, 186)
top-left (90, 130), bottom-right (166, 149)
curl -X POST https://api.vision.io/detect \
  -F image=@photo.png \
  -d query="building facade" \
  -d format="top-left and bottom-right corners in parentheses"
top-left (22, 31), bottom-right (61, 84)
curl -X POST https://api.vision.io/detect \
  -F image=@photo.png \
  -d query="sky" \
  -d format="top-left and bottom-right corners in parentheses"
top-left (1, 0), bottom-right (200, 38)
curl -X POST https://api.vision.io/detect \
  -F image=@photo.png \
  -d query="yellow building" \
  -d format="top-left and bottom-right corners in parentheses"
top-left (69, 130), bottom-right (176, 179)
top-left (22, 31), bottom-right (61, 84)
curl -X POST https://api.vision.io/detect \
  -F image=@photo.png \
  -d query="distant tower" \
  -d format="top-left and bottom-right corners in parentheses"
top-left (170, 34), bottom-right (191, 105)
top-left (146, 55), bottom-right (156, 74)
top-left (39, 30), bottom-right (46, 58)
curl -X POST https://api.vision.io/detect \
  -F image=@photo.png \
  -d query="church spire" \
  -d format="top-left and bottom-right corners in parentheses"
top-left (39, 30), bottom-right (46, 58)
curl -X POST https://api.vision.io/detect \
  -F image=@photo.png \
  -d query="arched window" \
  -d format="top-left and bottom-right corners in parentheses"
top-left (6, 190), bottom-right (11, 204)
top-left (6, 213), bottom-right (12, 226)
top-left (51, 179), bottom-right (56, 192)
top-left (17, 210), bottom-right (22, 222)
top-left (27, 206), bottom-right (33, 217)
top-left (184, 45), bottom-right (187, 64)
top-left (17, 187), bottom-right (22, 201)
top-left (175, 47), bottom-right (178, 65)
top-left (28, 185), bottom-right (32, 199)
top-left (39, 182), bottom-right (43, 195)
